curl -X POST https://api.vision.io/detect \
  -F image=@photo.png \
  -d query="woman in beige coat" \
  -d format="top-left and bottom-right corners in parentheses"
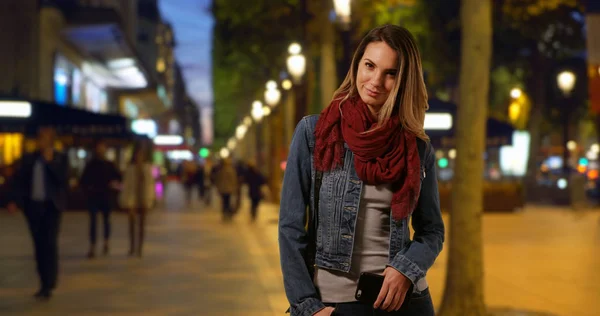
top-left (215, 158), bottom-right (238, 221)
top-left (119, 145), bottom-right (155, 257)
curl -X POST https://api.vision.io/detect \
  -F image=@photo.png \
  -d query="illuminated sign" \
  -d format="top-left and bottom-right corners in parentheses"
top-left (424, 113), bottom-right (453, 130)
top-left (0, 101), bottom-right (32, 118)
top-left (131, 119), bottom-right (157, 138)
top-left (154, 135), bottom-right (184, 146)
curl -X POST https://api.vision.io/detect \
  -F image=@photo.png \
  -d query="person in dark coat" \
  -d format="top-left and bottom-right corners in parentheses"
top-left (7, 126), bottom-right (69, 300)
top-left (79, 140), bottom-right (121, 258)
top-left (244, 161), bottom-right (267, 222)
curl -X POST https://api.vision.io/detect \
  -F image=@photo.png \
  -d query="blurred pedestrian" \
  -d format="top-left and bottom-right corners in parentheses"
top-left (195, 161), bottom-right (206, 203)
top-left (278, 25), bottom-right (444, 316)
top-left (80, 140), bottom-right (121, 258)
top-left (181, 160), bottom-right (197, 206)
top-left (7, 126), bottom-right (68, 300)
top-left (234, 161), bottom-right (246, 212)
top-left (244, 161), bottom-right (267, 222)
top-left (215, 158), bottom-right (237, 221)
top-left (119, 144), bottom-right (155, 257)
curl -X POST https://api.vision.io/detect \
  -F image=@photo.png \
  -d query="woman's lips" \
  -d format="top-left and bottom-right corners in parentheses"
top-left (365, 88), bottom-right (380, 97)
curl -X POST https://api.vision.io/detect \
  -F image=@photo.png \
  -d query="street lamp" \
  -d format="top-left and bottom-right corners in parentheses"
top-left (287, 43), bottom-right (306, 83)
top-left (265, 80), bottom-right (281, 107)
top-left (556, 70), bottom-right (577, 179)
top-left (243, 116), bottom-right (253, 127)
top-left (235, 124), bottom-right (247, 140)
top-left (282, 79), bottom-right (293, 90)
top-left (333, 0), bottom-right (351, 26)
top-left (557, 71), bottom-right (576, 96)
top-left (220, 147), bottom-right (230, 159)
top-left (510, 87), bottom-right (522, 99)
top-left (227, 138), bottom-right (236, 151)
top-left (251, 100), bottom-right (265, 122)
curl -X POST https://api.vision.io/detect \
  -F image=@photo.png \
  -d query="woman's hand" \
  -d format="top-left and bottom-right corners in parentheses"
top-left (313, 306), bottom-right (335, 316)
top-left (374, 267), bottom-right (411, 312)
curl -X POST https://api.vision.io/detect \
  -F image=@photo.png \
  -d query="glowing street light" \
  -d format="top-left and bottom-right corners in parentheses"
top-left (227, 138), bottom-right (236, 150)
top-left (287, 43), bottom-right (306, 83)
top-left (557, 70), bottom-right (576, 96)
top-left (265, 80), bottom-right (281, 107)
top-left (251, 100), bottom-right (265, 122)
top-left (263, 106), bottom-right (271, 117)
top-left (282, 79), bottom-right (293, 90)
top-left (510, 88), bottom-right (522, 99)
top-left (235, 125), bottom-right (248, 140)
top-left (243, 116), bottom-right (253, 127)
top-left (220, 147), bottom-right (230, 159)
top-left (333, 0), bottom-right (351, 25)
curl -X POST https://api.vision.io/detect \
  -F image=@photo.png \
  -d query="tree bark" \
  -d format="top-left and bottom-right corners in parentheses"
top-left (319, 3), bottom-right (337, 109)
top-left (438, 0), bottom-right (491, 315)
top-left (522, 54), bottom-right (547, 202)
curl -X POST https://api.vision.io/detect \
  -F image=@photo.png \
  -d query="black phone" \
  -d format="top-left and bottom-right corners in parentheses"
top-left (355, 272), bottom-right (414, 309)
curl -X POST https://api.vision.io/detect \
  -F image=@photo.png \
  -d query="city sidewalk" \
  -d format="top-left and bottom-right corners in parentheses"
top-left (0, 182), bottom-right (599, 315)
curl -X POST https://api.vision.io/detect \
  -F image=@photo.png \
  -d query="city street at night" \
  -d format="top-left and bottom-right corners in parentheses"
top-left (1, 183), bottom-right (599, 316)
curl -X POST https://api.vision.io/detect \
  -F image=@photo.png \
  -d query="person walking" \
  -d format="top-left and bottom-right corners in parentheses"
top-left (278, 25), bottom-right (444, 316)
top-left (7, 126), bottom-right (69, 300)
top-left (215, 158), bottom-right (238, 221)
top-left (80, 140), bottom-right (121, 258)
top-left (244, 161), bottom-right (267, 222)
top-left (119, 144), bottom-right (155, 257)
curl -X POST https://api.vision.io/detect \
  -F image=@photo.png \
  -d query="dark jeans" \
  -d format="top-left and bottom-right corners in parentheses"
top-left (324, 289), bottom-right (434, 316)
top-left (221, 194), bottom-right (232, 218)
top-left (24, 201), bottom-right (62, 291)
top-left (250, 197), bottom-right (260, 220)
top-left (128, 208), bottom-right (147, 254)
top-left (88, 199), bottom-right (111, 245)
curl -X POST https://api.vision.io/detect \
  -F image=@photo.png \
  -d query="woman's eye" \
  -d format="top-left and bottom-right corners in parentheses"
top-left (365, 62), bottom-right (374, 68)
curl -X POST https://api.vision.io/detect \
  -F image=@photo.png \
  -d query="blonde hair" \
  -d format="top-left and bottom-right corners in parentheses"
top-left (333, 25), bottom-right (429, 141)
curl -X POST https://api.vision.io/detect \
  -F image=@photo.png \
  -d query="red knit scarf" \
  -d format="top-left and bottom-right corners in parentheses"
top-left (314, 95), bottom-right (421, 220)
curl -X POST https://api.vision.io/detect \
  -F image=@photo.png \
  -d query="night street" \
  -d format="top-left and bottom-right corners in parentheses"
top-left (0, 183), bottom-right (598, 316)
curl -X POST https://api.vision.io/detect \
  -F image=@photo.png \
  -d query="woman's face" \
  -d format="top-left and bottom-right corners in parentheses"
top-left (356, 41), bottom-right (398, 113)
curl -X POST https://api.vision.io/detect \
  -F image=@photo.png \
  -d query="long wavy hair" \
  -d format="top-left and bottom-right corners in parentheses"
top-left (333, 25), bottom-right (429, 141)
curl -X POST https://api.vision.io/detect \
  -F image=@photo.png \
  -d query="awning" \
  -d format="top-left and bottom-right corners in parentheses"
top-left (0, 99), bottom-right (132, 138)
top-left (60, 6), bottom-right (151, 89)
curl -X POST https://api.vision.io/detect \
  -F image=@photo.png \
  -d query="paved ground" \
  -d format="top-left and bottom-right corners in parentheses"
top-left (1, 182), bottom-right (599, 315)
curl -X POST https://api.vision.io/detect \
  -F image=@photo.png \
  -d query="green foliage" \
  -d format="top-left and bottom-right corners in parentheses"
top-left (489, 66), bottom-right (525, 121)
top-left (354, 0), bottom-right (461, 93)
top-left (211, 0), bottom-right (302, 145)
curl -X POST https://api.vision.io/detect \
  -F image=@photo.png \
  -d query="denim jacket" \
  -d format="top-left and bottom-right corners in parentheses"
top-left (278, 115), bottom-right (445, 316)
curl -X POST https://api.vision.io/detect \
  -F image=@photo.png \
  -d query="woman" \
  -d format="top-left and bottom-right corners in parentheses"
top-left (278, 25), bottom-right (444, 316)
top-left (80, 140), bottom-right (121, 258)
top-left (215, 158), bottom-right (238, 221)
top-left (119, 144), bottom-right (155, 257)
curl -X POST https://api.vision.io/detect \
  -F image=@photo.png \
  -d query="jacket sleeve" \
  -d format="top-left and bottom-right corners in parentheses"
top-left (388, 143), bottom-right (445, 284)
top-left (45, 152), bottom-right (69, 189)
top-left (278, 118), bottom-right (325, 316)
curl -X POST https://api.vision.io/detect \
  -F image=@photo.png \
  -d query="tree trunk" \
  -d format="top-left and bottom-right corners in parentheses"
top-left (438, 0), bottom-right (491, 315)
top-left (319, 4), bottom-right (337, 109)
top-left (522, 55), bottom-right (547, 202)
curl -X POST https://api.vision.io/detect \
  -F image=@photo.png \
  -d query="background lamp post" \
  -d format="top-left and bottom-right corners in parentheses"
top-left (556, 70), bottom-right (578, 205)
top-left (333, 0), bottom-right (351, 26)
top-left (235, 125), bottom-right (247, 140)
top-left (265, 80), bottom-right (281, 107)
top-left (557, 71), bottom-right (576, 96)
top-left (287, 43), bottom-right (306, 83)
top-left (282, 79), bottom-right (293, 90)
top-left (251, 100), bottom-right (265, 123)
top-left (510, 87), bottom-right (522, 99)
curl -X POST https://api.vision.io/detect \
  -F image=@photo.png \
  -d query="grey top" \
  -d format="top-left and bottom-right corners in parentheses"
top-left (31, 158), bottom-right (46, 201)
top-left (315, 184), bottom-right (393, 303)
